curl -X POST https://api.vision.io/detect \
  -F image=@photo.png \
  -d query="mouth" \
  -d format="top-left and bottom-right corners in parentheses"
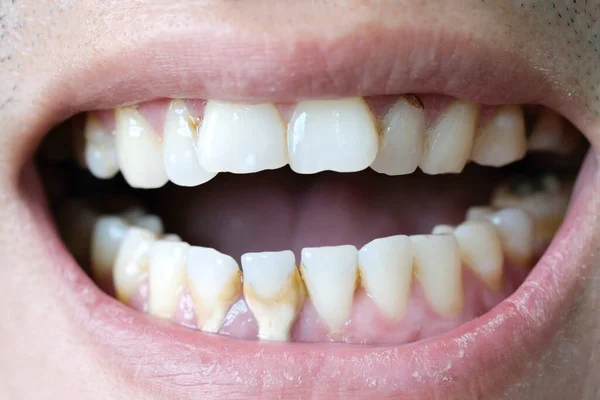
top-left (16, 10), bottom-right (600, 396)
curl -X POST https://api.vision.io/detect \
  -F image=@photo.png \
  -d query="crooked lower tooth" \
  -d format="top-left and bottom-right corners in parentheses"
top-left (186, 246), bottom-right (242, 333)
top-left (148, 240), bottom-right (190, 319)
top-left (487, 208), bottom-right (535, 268)
top-left (115, 107), bottom-right (168, 189)
top-left (113, 227), bottom-right (158, 302)
top-left (410, 234), bottom-right (463, 317)
top-left (420, 100), bottom-right (478, 174)
top-left (471, 105), bottom-right (527, 167)
top-left (163, 100), bottom-right (217, 186)
top-left (197, 101), bottom-right (288, 173)
top-left (84, 113), bottom-right (119, 179)
top-left (300, 245), bottom-right (358, 333)
top-left (358, 236), bottom-right (413, 320)
top-left (242, 251), bottom-right (305, 341)
top-left (90, 216), bottom-right (130, 281)
top-left (370, 96), bottom-right (425, 175)
top-left (288, 98), bottom-right (378, 174)
top-left (454, 221), bottom-right (503, 290)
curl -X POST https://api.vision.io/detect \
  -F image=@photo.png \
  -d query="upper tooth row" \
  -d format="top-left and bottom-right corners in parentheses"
top-left (89, 205), bottom-right (537, 341)
top-left (83, 98), bottom-right (532, 188)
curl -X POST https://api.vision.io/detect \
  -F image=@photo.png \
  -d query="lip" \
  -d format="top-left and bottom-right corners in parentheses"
top-left (9, 5), bottom-right (600, 396)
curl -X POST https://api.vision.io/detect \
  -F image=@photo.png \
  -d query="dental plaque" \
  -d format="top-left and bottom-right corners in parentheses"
top-left (43, 94), bottom-right (582, 344)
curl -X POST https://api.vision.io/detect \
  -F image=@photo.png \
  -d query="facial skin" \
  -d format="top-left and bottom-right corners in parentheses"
top-left (1, 1), bottom-right (600, 398)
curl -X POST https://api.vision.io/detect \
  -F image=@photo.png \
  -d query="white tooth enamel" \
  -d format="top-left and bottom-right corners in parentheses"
top-left (115, 107), bottom-right (168, 189)
top-left (528, 108), bottom-right (573, 154)
top-left (466, 206), bottom-right (496, 221)
top-left (358, 236), bottom-right (413, 320)
top-left (454, 221), bottom-right (503, 290)
top-left (162, 233), bottom-right (182, 242)
top-left (148, 240), bottom-right (190, 319)
top-left (431, 224), bottom-right (455, 235)
top-left (420, 100), bottom-right (478, 174)
top-left (471, 105), bottom-right (527, 167)
top-left (300, 245), bottom-right (358, 333)
top-left (410, 234), bottom-right (463, 317)
top-left (90, 216), bottom-right (130, 280)
top-left (84, 113), bottom-right (119, 179)
top-left (113, 227), bottom-right (158, 302)
top-left (131, 214), bottom-right (164, 236)
top-left (370, 96), bottom-right (425, 175)
top-left (288, 98), bottom-right (378, 174)
top-left (487, 208), bottom-right (535, 268)
top-left (163, 100), bottom-right (217, 186)
top-left (242, 251), bottom-right (305, 341)
top-left (187, 246), bottom-right (242, 333)
top-left (197, 101), bottom-right (287, 173)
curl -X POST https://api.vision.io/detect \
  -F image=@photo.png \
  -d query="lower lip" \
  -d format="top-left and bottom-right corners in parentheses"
top-left (33, 152), bottom-right (598, 397)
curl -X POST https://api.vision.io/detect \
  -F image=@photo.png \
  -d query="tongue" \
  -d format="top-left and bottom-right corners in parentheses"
top-left (154, 165), bottom-right (508, 259)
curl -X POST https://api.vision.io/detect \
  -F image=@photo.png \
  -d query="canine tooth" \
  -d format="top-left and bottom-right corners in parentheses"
top-left (487, 208), bottom-right (535, 268)
top-left (163, 100), bottom-right (217, 186)
top-left (197, 101), bottom-right (287, 173)
top-left (370, 96), bottom-right (425, 175)
top-left (113, 227), bottom-right (158, 302)
top-left (288, 98), bottom-right (378, 174)
top-left (148, 240), bottom-right (190, 319)
top-left (432, 224), bottom-right (455, 234)
top-left (187, 247), bottom-right (242, 332)
top-left (410, 234), bottom-right (463, 317)
top-left (115, 107), bottom-right (168, 189)
top-left (90, 216), bottom-right (130, 280)
top-left (300, 245), bottom-right (358, 333)
top-left (528, 109), bottom-right (574, 154)
top-left (242, 251), bottom-right (305, 341)
top-left (420, 100), bottom-right (478, 174)
top-left (84, 113), bottom-right (119, 179)
top-left (454, 221), bottom-right (503, 290)
top-left (358, 236), bottom-right (413, 320)
top-left (466, 206), bottom-right (496, 221)
top-left (471, 105), bottom-right (527, 167)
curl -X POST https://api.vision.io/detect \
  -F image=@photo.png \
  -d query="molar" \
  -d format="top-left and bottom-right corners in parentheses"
top-left (300, 245), bottom-right (358, 333)
top-left (115, 107), bottom-right (168, 189)
top-left (187, 246), bottom-right (242, 333)
top-left (83, 113), bottom-right (119, 179)
top-left (197, 101), bottom-right (288, 173)
top-left (528, 108), bottom-right (576, 154)
top-left (242, 251), bottom-right (305, 341)
top-left (90, 216), bottom-right (130, 281)
top-left (358, 235), bottom-right (414, 320)
top-left (287, 98), bottom-right (378, 174)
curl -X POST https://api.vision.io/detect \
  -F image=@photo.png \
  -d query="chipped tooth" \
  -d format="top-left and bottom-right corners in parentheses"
top-left (454, 221), bottom-right (503, 291)
top-left (163, 100), bottom-right (217, 186)
top-left (113, 227), bottom-right (158, 302)
top-left (420, 100), bottom-right (478, 174)
top-left (115, 107), bottom-right (168, 189)
top-left (487, 208), bottom-right (535, 268)
top-left (370, 96), bottom-right (425, 175)
top-left (197, 101), bottom-right (288, 173)
top-left (187, 246), bottom-right (242, 333)
top-left (528, 108), bottom-right (574, 154)
top-left (83, 113), bottom-right (119, 179)
top-left (90, 216), bottom-right (130, 280)
top-left (466, 206), bottom-right (496, 221)
top-left (242, 251), bottom-right (305, 341)
top-left (410, 234), bottom-right (463, 317)
top-left (288, 98), bottom-right (378, 174)
top-left (432, 224), bottom-right (455, 235)
top-left (358, 236), bottom-right (413, 320)
top-left (148, 240), bottom-right (190, 319)
top-left (471, 105), bottom-right (527, 167)
top-left (300, 245), bottom-right (358, 333)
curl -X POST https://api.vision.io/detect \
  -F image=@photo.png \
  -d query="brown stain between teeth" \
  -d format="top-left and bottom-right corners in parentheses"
top-left (403, 94), bottom-right (425, 109)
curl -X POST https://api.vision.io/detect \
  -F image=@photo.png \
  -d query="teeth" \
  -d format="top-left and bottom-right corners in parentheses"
top-left (466, 206), bottom-right (496, 221)
top-left (148, 240), bottom-right (190, 319)
top-left (487, 208), bottom-right (535, 268)
top-left (410, 234), bottom-right (463, 317)
top-left (431, 224), bottom-right (455, 235)
top-left (90, 216), bottom-right (130, 280)
top-left (131, 214), bottom-right (164, 235)
top-left (113, 227), bottom-right (158, 302)
top-left (163, 100), bottom-right (217, 186)
top-left (420, 100), bottom-right (478, 174)
top-left (242, 251), bottom-right (305, 341)
top-left (288, 98), bottom-right (378, 174)
top-left (528, 108), bottom-right (574, 154)
top-left (471, 105), bottom-right (527, 167)
top-left (300, 245), bottom-right (358, 333)
top-left (197, 101), bottom-right (288, 173)
top-left (83, 113), bottom-right (119, 179)
top-left (453, 221), bottom-right (503, 290)
top-left (115, 107), bottom-right (168, 189)
top-left (187, 246), bottom-right (242, 332)
top-left (358, 236), bottom-right (413, 320)
top-left (370, 96), bottom-right (425, 175)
